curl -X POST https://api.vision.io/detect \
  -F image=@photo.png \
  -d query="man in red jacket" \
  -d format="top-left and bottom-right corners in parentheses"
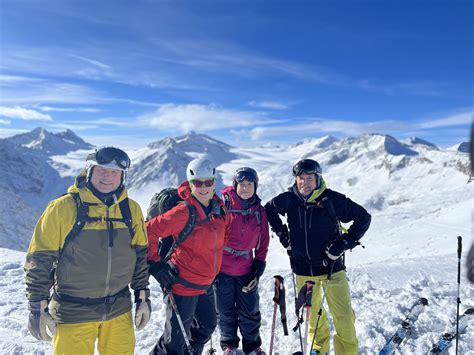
top-left (146, 158), bottom-right (229, 355)
top-left (217, 167), bottom-right (269, 355)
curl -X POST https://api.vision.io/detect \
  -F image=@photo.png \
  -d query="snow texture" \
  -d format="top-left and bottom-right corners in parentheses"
top-left (0, 128), bottom-right (472, 354)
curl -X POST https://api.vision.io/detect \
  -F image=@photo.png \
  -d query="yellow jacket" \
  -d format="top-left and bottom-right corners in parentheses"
top-left (24, 174), bottom-right (149, 323)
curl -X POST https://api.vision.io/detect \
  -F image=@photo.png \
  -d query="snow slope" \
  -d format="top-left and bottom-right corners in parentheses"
top-left (1, 247), bottom-right (472, 354)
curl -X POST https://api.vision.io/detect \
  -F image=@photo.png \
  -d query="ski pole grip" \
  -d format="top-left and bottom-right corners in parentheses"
top-left (457, 236), bottom-right (462, 259)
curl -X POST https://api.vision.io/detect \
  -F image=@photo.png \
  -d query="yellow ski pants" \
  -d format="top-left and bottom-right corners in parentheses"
top-left (295, 270), bottom-right (357, 355)
top-left (53, 311), bottom-right (135, 355)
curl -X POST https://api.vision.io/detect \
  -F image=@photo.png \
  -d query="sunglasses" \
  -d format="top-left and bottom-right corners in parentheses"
top-left (88, 147), bottom-right (131, 170)
top-left (191, 179), bottom-right (215, 188)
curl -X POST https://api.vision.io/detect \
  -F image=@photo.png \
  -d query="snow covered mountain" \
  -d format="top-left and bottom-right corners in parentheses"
top-left (2, 128), bottom-right (471, 253)
top-left (4, 127), bottom-right (93, 155)
top-left (0, 128), bottom-right (472, 354)
top-left (0, 128), bottom-right (94, 250)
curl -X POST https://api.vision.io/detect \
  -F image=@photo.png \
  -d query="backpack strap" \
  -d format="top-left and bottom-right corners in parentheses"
top-left (59, 192), bottom-right (89, 259)
top-left (118, 197), bottom-right (134, 239)
top-left (224, 194), bottom-right (231, 211)
top-left (163, 201), bottom-right (197, 262)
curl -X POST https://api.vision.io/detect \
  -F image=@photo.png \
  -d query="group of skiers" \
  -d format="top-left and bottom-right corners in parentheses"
top-left (24, 146), bottom-right (371, 355)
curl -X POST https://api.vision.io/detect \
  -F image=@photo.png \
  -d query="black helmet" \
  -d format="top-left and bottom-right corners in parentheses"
top-left (292, 159), bottom-right (322, 177)
top-left (233, 167), bottom-right (259, 192)
top-left (292, 159), bottom-right (322, 188)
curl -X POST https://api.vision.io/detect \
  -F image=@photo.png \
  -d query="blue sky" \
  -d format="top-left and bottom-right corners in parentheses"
top-left (0, 0), bottom-right (472, 148)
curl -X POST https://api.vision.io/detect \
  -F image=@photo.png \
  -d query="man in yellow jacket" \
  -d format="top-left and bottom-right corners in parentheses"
top-left (24, 147), bottom-right (151, 355)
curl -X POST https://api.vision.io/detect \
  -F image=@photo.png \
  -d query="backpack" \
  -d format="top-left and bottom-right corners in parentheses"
top-left (146, 188), bottom-right (204, 262)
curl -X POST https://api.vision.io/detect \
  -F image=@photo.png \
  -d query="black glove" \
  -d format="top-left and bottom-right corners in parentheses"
top-left (275, 227), bottom-right (290, 248)
top-left (251, 259), bottom-right (266, 279)
top-left (134, 289), bottom-right (151, 330)
top-left (325, 234), bottom-right (358, 261)
top-left (150, 261), bottom-right (178, 290)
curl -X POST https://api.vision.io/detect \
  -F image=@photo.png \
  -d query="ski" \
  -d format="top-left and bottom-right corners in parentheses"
top-left (429, 308), bottom-right (474, 354)
top-left (379, 297), bottom-right (429, 355)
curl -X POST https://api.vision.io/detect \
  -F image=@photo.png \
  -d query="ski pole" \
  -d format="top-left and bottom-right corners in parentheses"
top-left (168, 291), bottom-right (194, 354)
top-left (456, 236), bottom-right (462, 355)
top-left (302, 281), bottom-right (316, 355)
top-left (269, 276), bottom-right (280, 355)
top-left (207, 282), bottom-right (218, 354)
top-left (309, 262), bottom-right (335, 354)
top-left (292, 272), bottom-right (305, 354)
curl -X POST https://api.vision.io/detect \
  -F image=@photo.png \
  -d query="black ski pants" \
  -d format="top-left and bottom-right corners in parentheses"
top-left (215, 272), bottom-right (262, 353)
top-left (150, 287), bottom-right (217, 355)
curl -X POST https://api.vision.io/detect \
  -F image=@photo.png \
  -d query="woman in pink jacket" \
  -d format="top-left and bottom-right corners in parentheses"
top-left (217, 167), bottom-right (270, 355)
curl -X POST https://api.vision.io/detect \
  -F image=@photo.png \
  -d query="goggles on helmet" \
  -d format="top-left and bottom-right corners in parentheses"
top-left (292, 159), bottom-right (321, 177)
top-left (234, 167), bottom-right (258, 183)
top-left (87, 147), bottom-right (131, 171)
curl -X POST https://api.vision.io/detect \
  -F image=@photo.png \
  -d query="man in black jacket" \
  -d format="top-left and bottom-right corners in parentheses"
top-left (265, 159), bottom-right (371, 355)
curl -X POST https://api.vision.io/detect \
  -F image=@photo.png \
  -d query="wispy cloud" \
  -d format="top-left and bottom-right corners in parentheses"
top-left (138, 103), bottom-right (284, 132)
top-left (0, 106), bottom-right (53, 121)
top-left (1, 79), bottom-right (106, 105)
top-left (0, 128), bottom-right (29, 138)
top-left (247, 101), bottom-right (288, 110)
top-left (239, 111), bottom-right (473, 140)
top-left (0, 119), bottom-right (11, 125)
top-left (0, 74), bottom-right (44, 83)
top-left (48, 122), bottom-right (100, 131)
top-left (1, 74), bottom-right (160, 107)
top-left (1, 41), bottom-right (449, 98)
top-left (418, 112), bottom-right (473, 129)
top-left (356, 79), bottom-right (445, 97)
top-left (68, 54), bottom-right (112, 70)
top-left (37, 106), bottom-right (101, 113)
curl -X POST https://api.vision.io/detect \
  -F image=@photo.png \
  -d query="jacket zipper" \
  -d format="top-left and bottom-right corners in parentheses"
top-left (103, 208), bottom-right (113, 321)
top-left (213, 224), bottom-right (217, 276)
top-left (303, 205), bottom-right (314, 276)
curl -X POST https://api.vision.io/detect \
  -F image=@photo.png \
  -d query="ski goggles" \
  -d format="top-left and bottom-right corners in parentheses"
top-left (88, 147), bottom-right (131, 170)
top-left (191, 179), bottom-right (215, 188)
top-left (234, 168), bottom-right (258, 183)
top-left (292, 160), bottom-right (321, 177)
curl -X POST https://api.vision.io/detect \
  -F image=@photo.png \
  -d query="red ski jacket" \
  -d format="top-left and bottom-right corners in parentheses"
top-left (146, 181), bottom-right (229, 296)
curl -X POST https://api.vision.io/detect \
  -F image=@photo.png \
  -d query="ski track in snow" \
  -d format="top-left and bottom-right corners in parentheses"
top-left (1, 248), bottom-right (473, 355)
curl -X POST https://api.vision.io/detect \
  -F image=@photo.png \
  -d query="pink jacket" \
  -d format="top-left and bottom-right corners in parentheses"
top-left (220, 186), bottom-right (269, 276)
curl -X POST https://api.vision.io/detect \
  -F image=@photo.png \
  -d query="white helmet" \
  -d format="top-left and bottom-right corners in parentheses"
top-left (85, 146), bottom-right (131, 184)
top-left (186, 158), bottom-right (216, 181)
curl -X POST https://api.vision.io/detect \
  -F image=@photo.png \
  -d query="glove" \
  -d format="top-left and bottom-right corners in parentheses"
top-left (134, 289), bottom-right (151, 331)
top-left (275, 227), bottom-right (290, 248)
top-left (28, 300), bottom-right (56, 341)
top-left (251, 259), bottom-right (266, 279)
top-left (150, 261), bottom-right (179, 290)
top-left (325, 234), bottom-right (358, 261)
